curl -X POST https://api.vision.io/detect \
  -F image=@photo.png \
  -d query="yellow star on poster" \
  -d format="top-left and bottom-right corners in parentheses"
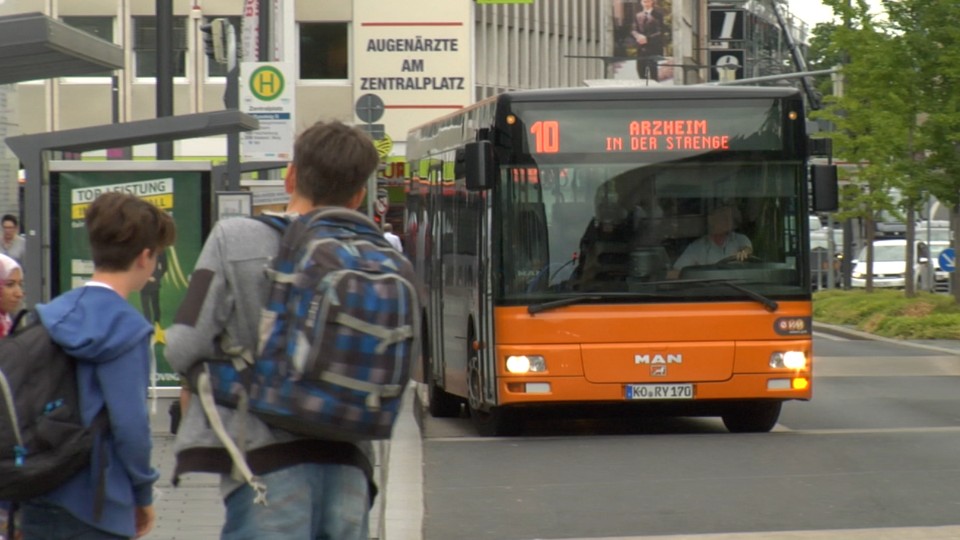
top-left (154, 322), bottom-right (166, 345)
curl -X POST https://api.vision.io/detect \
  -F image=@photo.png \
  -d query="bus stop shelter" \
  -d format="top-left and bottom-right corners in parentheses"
top-left (6, 110), bottom-right (259, 304)
top-left (0, 12), bottom-right (259, 304)
top-left (0, 11), bottom-right (123, 303)
top-left (0, 12), bottom-right (125, 83)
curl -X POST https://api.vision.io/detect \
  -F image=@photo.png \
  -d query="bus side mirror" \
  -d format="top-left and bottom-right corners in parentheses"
top-left (811, 164), bottom-right (838, 212)
top-left (465, 141), bottom-right (496, 191)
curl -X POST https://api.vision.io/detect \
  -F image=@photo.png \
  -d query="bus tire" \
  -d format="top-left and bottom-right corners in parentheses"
top-left (470, 405), bottom-right (519, 437)
top-left (721, 401), bottom-right (782, 433)
top-left (428, 369), bottom-right (463, 418)
top-left (467, 344), bottom-right (520, 436)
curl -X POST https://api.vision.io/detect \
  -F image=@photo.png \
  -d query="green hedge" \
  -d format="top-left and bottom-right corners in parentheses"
top-left (813, 289), bottom-right (960, 339)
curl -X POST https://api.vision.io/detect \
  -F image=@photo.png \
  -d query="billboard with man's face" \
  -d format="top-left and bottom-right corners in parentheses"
top-left (611, 0), bottom-right (675, 84)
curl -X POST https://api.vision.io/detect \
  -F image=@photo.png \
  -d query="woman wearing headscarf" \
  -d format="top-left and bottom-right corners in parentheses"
top-left (0, 254), bottom-right (23, 538)
top-left (0, 253), bottom-right (24, 337)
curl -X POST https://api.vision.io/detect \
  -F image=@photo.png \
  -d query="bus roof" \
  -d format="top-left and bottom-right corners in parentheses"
top-left (406, 86), bottom-right (802, 136)
top-left (496, 85), bottom-right (801, 104)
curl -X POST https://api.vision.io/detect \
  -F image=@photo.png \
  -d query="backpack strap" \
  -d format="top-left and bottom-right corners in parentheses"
top-left (9, 309), bottom-right (31, 332)
top-left (335, 312), bottom-right (414, 354)
top-left (194, 368), bottom-right (268, 506)
top-left (250, 214), bottom-right (290, 235)
top-left (90, 408), bottom-right (110, 521)
top-left (303, 207), bottom-right (385, 239)
top-left (6, 502), bottom-right (18, 539)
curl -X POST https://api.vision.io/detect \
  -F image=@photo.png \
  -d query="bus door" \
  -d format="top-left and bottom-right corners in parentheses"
top-left (427, 161), bottom-right (448, 391)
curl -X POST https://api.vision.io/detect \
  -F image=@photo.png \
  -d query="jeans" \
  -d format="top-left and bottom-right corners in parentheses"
top-left (221, 463), bottom-right (369, 540)
top-left (20, 502), bottom-right (127, 540)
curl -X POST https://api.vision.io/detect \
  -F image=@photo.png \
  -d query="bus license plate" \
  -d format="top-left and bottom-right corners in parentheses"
top-left (625, 384), bottom-right (694, 400)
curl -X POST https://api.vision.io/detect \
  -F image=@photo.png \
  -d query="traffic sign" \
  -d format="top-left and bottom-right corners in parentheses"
top-left (355, 93), bottom-right (385, 124)
top-left (248, 65), bottom-right (285, 101)
top-left (938, 247), bottom-right (955, 273)
top-left (240, 62), bottom-right (295, 161)
top-left (375, 187), bottom-right (389, 216)
top-left (374, 134), bottom-right (393, 159)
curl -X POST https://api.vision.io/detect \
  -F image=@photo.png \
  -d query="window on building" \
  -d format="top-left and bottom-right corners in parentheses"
top-left (62, 16), bottom-right (115, 77)
top-left (299, 23), bottom-right (348, 80)
top-left (133, 16), bottom-right (187, 78)
top-left (206, 16), bottom-right (243, 78)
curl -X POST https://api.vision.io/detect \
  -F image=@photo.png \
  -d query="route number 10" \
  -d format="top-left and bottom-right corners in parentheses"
top-left (530, 120), bottom-right (560, 154)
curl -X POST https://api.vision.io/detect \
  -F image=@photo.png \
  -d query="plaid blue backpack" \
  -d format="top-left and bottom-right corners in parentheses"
top-left (197, 208), bottom-right (419, 444)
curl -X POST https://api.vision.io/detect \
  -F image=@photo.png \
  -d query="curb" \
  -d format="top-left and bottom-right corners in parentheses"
top-left (813, 321), bottom-right (960, 356)
top-left (380, 382), bottom-right (424, 540)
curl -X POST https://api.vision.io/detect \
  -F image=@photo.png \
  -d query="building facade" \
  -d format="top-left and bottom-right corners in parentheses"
top-left (0, 0), bottom-right (809, 164)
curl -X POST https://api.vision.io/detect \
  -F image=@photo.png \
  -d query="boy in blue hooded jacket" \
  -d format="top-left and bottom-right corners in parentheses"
top-left (21, 192), bottom-right (176, 539)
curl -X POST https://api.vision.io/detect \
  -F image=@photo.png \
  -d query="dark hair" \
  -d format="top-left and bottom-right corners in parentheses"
top-left (85, 192), bottom-right (177, 272)
top-left (1, 214), bottom-right (17, 227)
top-left (293, 121), bottom-right (379, 206)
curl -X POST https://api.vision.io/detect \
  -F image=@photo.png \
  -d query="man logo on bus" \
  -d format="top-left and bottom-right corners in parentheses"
top-left (635, 353), bottom-right (683, 364)
top-left (650, 365), bottom-right (667, 377)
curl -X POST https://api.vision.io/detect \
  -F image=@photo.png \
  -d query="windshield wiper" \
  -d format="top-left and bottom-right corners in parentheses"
top-left (528, 295), bottom-right (604, 315)
top-left (527, 292), bottom-right (674, 315)
top-left (526, 281), bottom-right (778, 315)
top-left (670, 278), bottom-right (779, 312)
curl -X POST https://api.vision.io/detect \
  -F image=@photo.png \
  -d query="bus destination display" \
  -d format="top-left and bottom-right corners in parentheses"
top-left (516, 101), bottom-right (785, 155)
top-left (530, 119), bottom-right (732, 153)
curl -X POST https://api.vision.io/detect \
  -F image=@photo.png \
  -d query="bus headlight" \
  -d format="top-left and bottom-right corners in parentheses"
top-left (770, 351), bottom-right (807, 369)
top-left (505, 355), bottom-right (546, 374)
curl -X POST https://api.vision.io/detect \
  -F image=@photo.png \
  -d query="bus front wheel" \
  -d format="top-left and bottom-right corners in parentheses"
top-left (721, 401), bottom-right (782, 433)
top-left (467, 350), bottom-right (519, 436)
top-left (470, 405), bottom-right (518, 437)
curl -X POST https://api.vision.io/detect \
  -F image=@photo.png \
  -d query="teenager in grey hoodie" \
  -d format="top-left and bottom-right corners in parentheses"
top-left (166, 121), bottom-right (381, 540)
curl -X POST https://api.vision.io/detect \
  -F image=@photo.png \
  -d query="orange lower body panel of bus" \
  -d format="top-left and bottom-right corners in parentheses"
top-left (491, 301), bottom-right (813, 406)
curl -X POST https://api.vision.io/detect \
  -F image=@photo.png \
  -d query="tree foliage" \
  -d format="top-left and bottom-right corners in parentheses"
top-left (813, 0), bottom-right (960, 298)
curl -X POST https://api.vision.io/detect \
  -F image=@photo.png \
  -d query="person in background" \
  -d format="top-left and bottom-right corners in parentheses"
top-left (20, 192), bottom-right (176, 540)
top-left (0, 253), bottom-right (24, 540)
top-left (383, 222), bottom-right (403, 252)
top-left (0, 254), bottom-right (23, 338)
top-left (140, 249), bottom-right (167, 326)
top-left (1, 215), bottom-right (25, 265)
top-left (673, 205), bottom-right (753, 271)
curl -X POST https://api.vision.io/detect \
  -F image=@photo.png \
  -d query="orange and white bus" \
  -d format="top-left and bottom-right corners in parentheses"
top-left (405, 86), bottom-right (838, 435)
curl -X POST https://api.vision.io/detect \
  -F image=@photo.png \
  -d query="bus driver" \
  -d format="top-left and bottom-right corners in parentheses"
top-left (672, 205), bottom-right (752, 271)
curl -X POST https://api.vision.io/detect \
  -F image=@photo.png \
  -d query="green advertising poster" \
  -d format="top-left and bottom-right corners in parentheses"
top-left (55, 170), bottom-right (208, 388)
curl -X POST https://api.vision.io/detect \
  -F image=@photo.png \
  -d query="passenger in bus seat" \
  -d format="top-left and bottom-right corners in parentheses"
top-left (568, 189), bottom-right (633, 290)
top-left (671, 205), bottom-right (753, 272)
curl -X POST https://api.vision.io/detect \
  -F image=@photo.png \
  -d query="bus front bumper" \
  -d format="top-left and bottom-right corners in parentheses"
top-left (497, 372), bottom-right (812, 406)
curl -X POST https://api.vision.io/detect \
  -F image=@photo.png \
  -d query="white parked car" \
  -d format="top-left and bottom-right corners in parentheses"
top-left (851, 237), bottom-right (951, 290)
top-left (851, 240), bottom-right (908, 288)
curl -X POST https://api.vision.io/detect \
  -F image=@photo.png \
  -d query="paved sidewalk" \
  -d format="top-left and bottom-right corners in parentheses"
top-left (146, 385), bottom-right (424, 540)
top-left (581, 528), bottom-right (960, 540)
top-left (143, 329), bottom-right (960, 540)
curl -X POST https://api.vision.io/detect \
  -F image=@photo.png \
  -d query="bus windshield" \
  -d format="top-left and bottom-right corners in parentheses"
top-left (496, 160), bottom-right (805, 303)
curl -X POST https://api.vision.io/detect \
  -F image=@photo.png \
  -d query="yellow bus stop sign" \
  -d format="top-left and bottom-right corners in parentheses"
top-left (249, 65), bottom-right (285, 101)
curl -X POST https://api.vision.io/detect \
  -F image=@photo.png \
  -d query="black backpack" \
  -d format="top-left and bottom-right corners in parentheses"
top-left (0, 310), bottom-right (108, 502)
